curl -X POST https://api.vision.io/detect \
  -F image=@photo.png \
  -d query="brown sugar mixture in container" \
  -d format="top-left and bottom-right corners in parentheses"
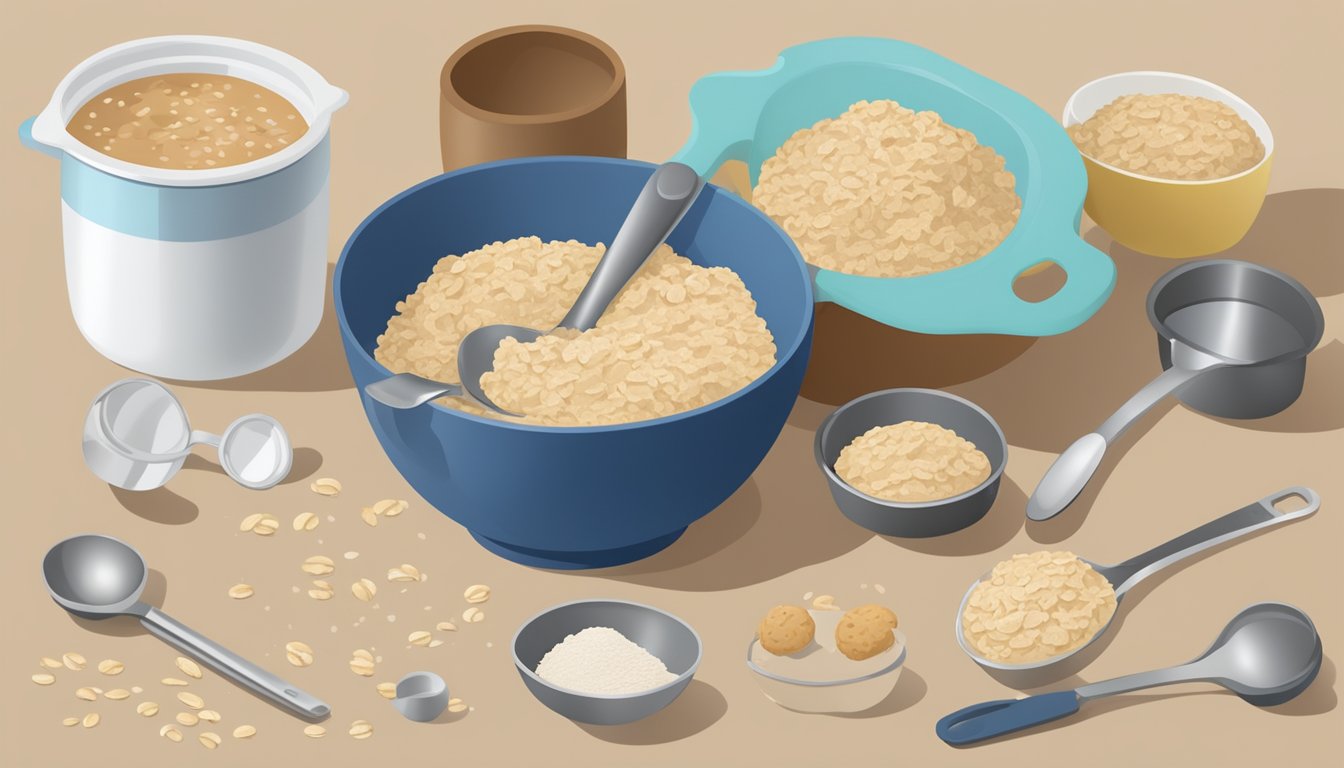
top-left (66, 73), bottom-right (308, 170)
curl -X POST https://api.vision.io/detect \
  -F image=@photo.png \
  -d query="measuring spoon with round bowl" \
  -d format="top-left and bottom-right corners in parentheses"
top-left (957, 487), bottom-right (1318, 687)
top-left (363, 161), bottom-right (704, 412)
top-left (42, 534), bottom-right (329, 720)
top-left (939, 601), bottom-right (1322, 745)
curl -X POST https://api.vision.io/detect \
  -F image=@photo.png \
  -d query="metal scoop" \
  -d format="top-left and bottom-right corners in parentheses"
top-left (42, 534), bottom-right (329, 720)
top-left (364, 162), bottom-right (704, 412)
top-left (938, 601), bottom-right (1322, 745)
top-left (958, 487), bottom-right (1318, 676)
top-left (1028, 260), bottom-right (1324, 521)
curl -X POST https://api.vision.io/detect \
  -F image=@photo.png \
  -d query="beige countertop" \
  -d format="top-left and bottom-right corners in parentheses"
top-left (2, 1), bottom-right (1340, 765)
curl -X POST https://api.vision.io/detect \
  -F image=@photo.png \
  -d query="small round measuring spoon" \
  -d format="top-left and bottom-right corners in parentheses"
top-left (957, 487), bottom-right (1319, 682)
top-left (938, 602), bottom-right (1322, 745)
top-left (42, 534), bottom-right (329, 720)
top-left (82, 378), bottom-right (292, 491)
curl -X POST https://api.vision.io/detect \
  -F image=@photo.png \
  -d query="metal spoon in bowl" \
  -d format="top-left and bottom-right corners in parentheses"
top-left (364, 162), bottom-right (704, 412)
top-left (956, 487), bottom-right (1318, 676)
top-left (937, 601), bottom-right (1322, 746)
top-left (42, 534), bottom-right (329, 721)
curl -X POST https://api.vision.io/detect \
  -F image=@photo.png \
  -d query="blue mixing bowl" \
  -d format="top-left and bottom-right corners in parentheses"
top-left (335, 157), bottom-right (814, 569)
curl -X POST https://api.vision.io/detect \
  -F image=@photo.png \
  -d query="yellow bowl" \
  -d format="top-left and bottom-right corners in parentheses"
top-left (1063, 71), bottom-right (1273, 258)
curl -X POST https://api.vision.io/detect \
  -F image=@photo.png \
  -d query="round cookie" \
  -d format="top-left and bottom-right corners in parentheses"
top-left (836, 604), bottom-right (899, 661)
top-left (758, 605), bottom-right (816, 655)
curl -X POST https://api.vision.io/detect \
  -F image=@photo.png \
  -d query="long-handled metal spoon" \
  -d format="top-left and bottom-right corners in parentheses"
top-left (938, 601), bottom-right (1322, 746)
top-left (364, 162), bottom-right (704, 412)
top-left (42, 534), bottom-right (329, 721)
top-left (958, 487), bottom-right (1318, 674)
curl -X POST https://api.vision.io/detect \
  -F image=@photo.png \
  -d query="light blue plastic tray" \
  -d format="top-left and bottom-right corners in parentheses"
top-left (671, 37), bottom-right (1115, 336)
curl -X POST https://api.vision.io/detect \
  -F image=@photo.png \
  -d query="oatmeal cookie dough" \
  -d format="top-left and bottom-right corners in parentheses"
top-left (835, 604), bottom-right (899, 661)
top-left (758, 605), bottom-right (817, 656)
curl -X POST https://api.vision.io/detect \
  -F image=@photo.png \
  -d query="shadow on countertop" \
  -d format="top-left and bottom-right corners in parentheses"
top-left (575, 680), bottom-right (726, 744)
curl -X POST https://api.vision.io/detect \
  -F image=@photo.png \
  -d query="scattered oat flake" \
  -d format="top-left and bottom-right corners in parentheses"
top-left (447, 697), bottom-right (467, 713)
top-left (462, 607), bottom-right (484, 623)
top-left (311, 478), bottom-right (342, 496)
top-left (228, 583), bottom-right (254, 599)
top-left (97, 659), bottom-right (124, 675)
top-left (75, 687), bottom-right (98, 700)
top-left (105, 688), bottom-right (131, 700)
top-left (304, 724), bottom-right (326, 738)
top-left (176, 656), bottom-right (203, 679)
top-left (32, 673), bottom-right (55, 685)
top-left (802, 591), bottom-right (814, 601)
top-left (177, 711), bottom-right (200, 726)
top-left (233, 724), bottom-right (256, 739)
top-left (360, 507), bottom-right (379, 527)
top-left (82, 713), bottom-right (100, 728)
top-left (285, 641), bottom-right (314, 667)
top-left (388, 564), bottom-right (421, 582)
top-left (178, 691), bottom-right (205, 709)
top-left (875, 584), bottom-right (887, 595)
top-left (137, 701), bottom-right (160, 716)
top-left (161, 725), bottom-right (183, 741)
top-left (376, 682), bottom-right (397, 699)
top-left (199, 731), bottom-right (222, 749)
top-left (40, 656), bottom-right (64, 669)
top-left (463, 584), bottom-right (491, 604)
top-left (351, 578), bottom-right (377, 602)
top-left (437, 621), bottom-right (457, 632)
top-left (349, 720), bottom-right (373, 739)
top-left (812, 595), bottom-right (839, 610)
top-left (301, 555), bottom-right (335, 575)
top-left (293, 511), bottom-right (320, 531)
top-left (199, 709), bottom-right (221, 723)
top-left (343, 551), bottom-right (359, 560)
top-left (162, 677), bottom-right (190, 686)
top-left (62, 717), bottom-right (79, 727)
top-left (428, 639), bottom-right (444, 648)
top-left (62, 653), bottom-right (87, 671)
top-left (408, 631), bottom-right (432, 646)
top-left (239, 513), bottom-right (264, 532)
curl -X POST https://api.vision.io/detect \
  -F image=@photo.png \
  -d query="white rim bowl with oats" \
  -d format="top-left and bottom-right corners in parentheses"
top-left (1063, 71), bottom-right (1273, 184)
top-left (20, 35), bottom-right (348, 380)
top-left (747, 609), bottom-right (907, 714)
top-left (511, 599), bottom-right (702, 725)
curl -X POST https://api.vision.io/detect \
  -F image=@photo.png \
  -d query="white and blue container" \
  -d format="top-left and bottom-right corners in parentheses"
top-left (21, 36), bottom-right (347, 380)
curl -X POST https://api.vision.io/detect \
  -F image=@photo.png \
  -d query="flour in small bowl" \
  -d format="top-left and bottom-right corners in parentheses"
top-left (535, 626), bottom-right (677, 695)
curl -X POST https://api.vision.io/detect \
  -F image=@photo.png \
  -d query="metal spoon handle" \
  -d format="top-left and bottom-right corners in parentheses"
top-left (140, 607), bottom-right (330, 720)
top-left (1027, 365), bottom-right (1206, 521)
top-left (1104, 486), bottom-right (1320, 597)
top-left (558, 162), bottom-right (704, 331)
top-left (1075, 660), bottom-right (1210, 701)
top-left (364, 373), bottom-right (465, 410)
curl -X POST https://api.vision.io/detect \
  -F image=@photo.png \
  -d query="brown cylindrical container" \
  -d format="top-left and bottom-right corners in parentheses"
top-left (440, 25), bottom-right (627, 171)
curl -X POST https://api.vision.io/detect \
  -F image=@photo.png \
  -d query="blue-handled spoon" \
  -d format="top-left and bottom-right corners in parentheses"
top-left (937, 602), bottom-right (1321, 746)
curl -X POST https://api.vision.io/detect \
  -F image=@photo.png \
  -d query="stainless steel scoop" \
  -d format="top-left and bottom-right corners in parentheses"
top-left (939, 602), bottom-right (1322, 745)
top-left (364, 162), bottom-right (704, 412)
top-left (958, 487), bottom-right (1318, 676)
top-left (1028, 260), bottom-right (1324, 521)
top-left (42, 534), bottom-right (329, 720)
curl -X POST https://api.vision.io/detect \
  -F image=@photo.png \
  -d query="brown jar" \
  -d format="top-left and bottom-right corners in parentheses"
top-left (440, 25), bottom-right (627, 171)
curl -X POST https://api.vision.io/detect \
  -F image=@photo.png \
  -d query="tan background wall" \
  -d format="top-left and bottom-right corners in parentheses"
top-left (2, 1), bottom-right (1340, 765)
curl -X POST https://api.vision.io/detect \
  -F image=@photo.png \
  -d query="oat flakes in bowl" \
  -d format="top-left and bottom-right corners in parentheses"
top-left (337, 157), bottom-right (813, 568)
top-left (1062, 71), bottom-right (1274, 257)
top-left (815, 389), bottom-right (1006, 537)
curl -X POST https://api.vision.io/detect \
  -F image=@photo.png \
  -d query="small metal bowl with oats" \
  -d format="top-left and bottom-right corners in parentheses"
top-left (511, 599), bottom-right (701, 725)
top-left (815, 388), bottom-right (1007, 537)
